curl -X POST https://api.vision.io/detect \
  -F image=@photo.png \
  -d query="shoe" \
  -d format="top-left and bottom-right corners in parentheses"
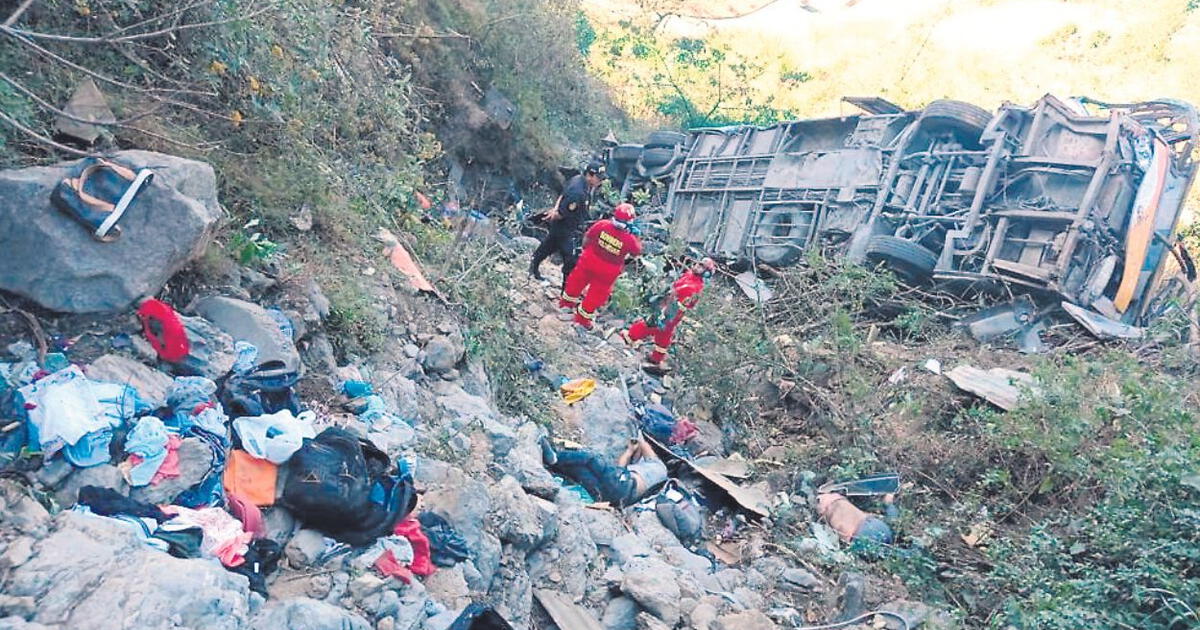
top-left (617, 330), bottom-right (633, 346)
top-left (642, 360), bottom-right (670, 375)
top-left (529, 266), bottom-right (545, 282)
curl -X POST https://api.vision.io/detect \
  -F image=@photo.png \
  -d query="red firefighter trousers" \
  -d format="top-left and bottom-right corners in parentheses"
top-left (559, 257), bottom-right (621, 329)
top-left (627, 312), bottom-right (683, 363)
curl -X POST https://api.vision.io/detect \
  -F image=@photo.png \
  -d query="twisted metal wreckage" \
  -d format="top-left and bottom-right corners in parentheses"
top-left (604, 94), bottom-right (1200, 338)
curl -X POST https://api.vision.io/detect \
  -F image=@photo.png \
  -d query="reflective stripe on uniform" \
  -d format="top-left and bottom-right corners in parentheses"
top-left (576, 306), bottom-right (597, 320)
top-left (560, 293), bottom-right (581, 304)
top-left (653, 344), bottom-right (669, 354)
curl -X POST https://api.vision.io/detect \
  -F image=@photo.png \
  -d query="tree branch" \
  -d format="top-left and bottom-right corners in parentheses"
top-left (0, 4), bottom-right (273, 44)
top-left (0, 109), bottom-right (96, 157)
top-left (3, 0), bottom-right (36, 28)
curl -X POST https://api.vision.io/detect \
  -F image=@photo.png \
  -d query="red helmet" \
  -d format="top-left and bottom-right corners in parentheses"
top-left (613, 203), bottom-right (636, 223)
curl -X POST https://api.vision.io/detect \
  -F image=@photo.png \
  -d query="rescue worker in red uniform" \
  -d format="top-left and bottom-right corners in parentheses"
top-left (622, 258), bottom-right (716, 370)
top-left (559, 203), bottom-right (642, 329)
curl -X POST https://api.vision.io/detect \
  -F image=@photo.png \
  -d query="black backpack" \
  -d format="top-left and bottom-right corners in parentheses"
top-left (280, 427), bottom-right (416, 546)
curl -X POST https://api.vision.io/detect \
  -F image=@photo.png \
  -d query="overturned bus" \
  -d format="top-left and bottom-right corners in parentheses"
top-left (610, 95), bottom-right (1199, 325)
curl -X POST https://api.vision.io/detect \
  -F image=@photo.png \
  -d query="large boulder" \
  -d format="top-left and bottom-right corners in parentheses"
top-left (0, 151), bottom-right (221, 312)
top-left (8, 511), bottom-right (251, 629)
top-left (190, 296), bottom-right (301, 374)
top-left (621, 558), bottom-right (682, 626)
top-left (580, 386), bottom-right (633, 460)
top-left (85, 354), bottom-right (174, 407)
top-left (250, 598), bottom-right (371, 630)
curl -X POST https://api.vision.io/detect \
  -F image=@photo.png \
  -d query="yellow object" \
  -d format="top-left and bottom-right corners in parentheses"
top-left (560, 378), bottom-right (597, 404)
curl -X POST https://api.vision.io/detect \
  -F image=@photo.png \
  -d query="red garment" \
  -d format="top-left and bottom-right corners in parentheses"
top-left (393, 517), bottom-right (435, 577)
top-left (373, 551), bottom-right (415, 584)
top-left (150, 435), bottom-right (183, 485)
top-left (560, 219), bottom-right (641, 328)
top-left (627, 270), bottom-right (706, 363)
top-left (226, 493), bottom-right (267, 539)
top-left (670, 417), bottom-right (698, 445)
top-left (137, 299), bottom-right (190, 362)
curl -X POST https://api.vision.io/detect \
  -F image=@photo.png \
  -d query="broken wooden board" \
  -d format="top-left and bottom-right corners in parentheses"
top-left (645, 434), bottom-right (770, 519)
top-left (1062, 301), bottom-right (1144, 340)
top-left (945, 365), bottom-right (1039, 411)
top-left (534, 589), bottom-right (604, 630)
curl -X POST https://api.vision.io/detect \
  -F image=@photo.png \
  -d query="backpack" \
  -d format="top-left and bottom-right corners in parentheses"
top-left (280, 427), bottom-right (416, 546)
top-left (221, 360), bottom-right (301, 418)
top-left (654, 479), bottom-right (704, 545)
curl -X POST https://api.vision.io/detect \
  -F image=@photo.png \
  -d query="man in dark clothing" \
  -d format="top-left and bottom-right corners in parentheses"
top-left (541, 436), bottom-right (668, 507)
top-left (529, 160), bottom-right (605, 282)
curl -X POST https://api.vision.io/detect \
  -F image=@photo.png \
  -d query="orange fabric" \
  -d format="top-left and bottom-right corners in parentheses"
top-left (223, 450), bottom-right (278, 507)
top-left (388, 242), bottom-right (436, 293)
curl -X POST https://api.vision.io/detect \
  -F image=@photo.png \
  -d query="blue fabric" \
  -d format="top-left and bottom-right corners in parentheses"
top-left (232, 341), bottom-right (258, 374)
top-left (639, 405), bottom-right (675, 444)
top-left (342, 380), bottom-right (374, 397)
top-left (855, 517), bottom-right (894, 544)
top-left (124, 416), bottom-right (170, 486)
top-left (63, 430), bottom-right (114, 467)
top-left (173, 427), bottom-right (227, 508)
top-left (165, 377), bottom-right (218, 431)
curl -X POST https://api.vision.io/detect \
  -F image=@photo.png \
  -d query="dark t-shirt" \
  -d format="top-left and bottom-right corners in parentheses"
top-left (553, 174), bottom-right (592, 234)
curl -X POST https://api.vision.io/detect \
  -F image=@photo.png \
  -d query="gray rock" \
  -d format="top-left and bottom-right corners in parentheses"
top-left (264, 506), bottom-right (298, 543)
top-left (0, 151), bottom-right (222, 312)
top-left (689, 600), bottom-right (720, 630)
top-left (602, 596), bottom-right (640, 630)
top-left (635, 612), bottom-right (672, 630)
top-left (285, 309), bottom-right (308, 341)
top-left (879, 600), bottom-right (956, 630)
top-left (422, 564), bottom-right (471, 610)
top-left (377, 373), bottom-right (421, 423)
top-left (0, 617), bottom-right (54, 630)
top-left (487, 548), bottom-right (533, 630)
top-left (714, 610), bottom-right (777, 630)
top-left (0, 537), bottom-right (35, 570)
top-left (251, 598), bottom-right (371, 630)
top-left (1, 492), bottom-right (52, 536)
top-left (488, 476), bottom-right (557, 552)
top-left (529, 499), bottom-right (599, 600)
top-left (422, 334), bottom-right (464, 374)
top-left (191, 296), bottom-right (301, 375)
top-left (53, 464), bottom-right (128, 508)
top-left (580, 386), bottom-right (634, 460)
top-left (175, 314), bottom-right (237, 379)
top-left (238, 266), bottom-right (276, 295)
top-left (305, 279), bottom-right (331, 320)
top-left (503, 422), bottom-right (559, 499)
top-left (587, 509), bottom-right (624, 548)
top-left (286, 529), bottom-right (328, 568)
top-left (402, 344), bottom-right (420, 358)
top-left (732, 588), bottom-right (765, 612)
top-left (610, 533), bottom-right (654, 565)
top-left (307, 573), bottom-right (334, 599)
top-left (349, 573), bottom-right (387, 602)
top-left (130, 437), bottom-right (211, 504)
top-left (0, 596), bottom-right (35, 619)
top-left (9, 511), bottom-right (250, 629)
top-left (780, 567), bottom-right (819, 591)
top-left (85, 354), bottom-right (173, 407)
top-left (621, 558), bottom-right (681, 626)
top-left (419, 468), bottom-right (499, 590)
top-left (34, 458), bottom-right (73, 489)
top-left (631, 511), bottom-right (712, 577)
top-left (301, 333), bottom-right (338, 374)
top-left (435, 386), bottom-right (494, 429)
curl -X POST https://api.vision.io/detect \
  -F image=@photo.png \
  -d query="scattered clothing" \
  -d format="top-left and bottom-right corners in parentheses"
top-left (223, 449), bottom-right (278, 506)
top-left (222, 362), bottom-right (300, 418)
top-left (559, 378), bottom-right (596, 405)
top-left (417, 511), bottom-right (471, 567)
top-left (165, 376), bottom-right (228, 435)
top-left (173, 427), bottom-right (229, 509)
top-left (71, 506), bottom-right (169, 553)
top-left (152, 526), bottom-right (205, 559)
top-left (151, 435), bottom-right (184, 485)
top-left (77, 485), bottom-right (170, 521)
top-left (227, 492), bottom-right (267, 539)
top-left (232, 409), bottom-right (316, 464)
top-left (638, 404), bottom-right (676, 444)
top-left (393, 517), bottom-right (435, 577)
top-left (373, 549), bottom-right (415, 584)
top-left (20, 365), bottom-right (147, 462)
top-left (123, 416), bottom-right (171, 487)
top-left (229, 538), bottom-right (282, 598)
top-left (448, 604), bottom-right (515, 630)
top-left (341, 380), bottom-right (374, 398)
top-left (231, 341), bottom-right (259, 375)
top-left (160, 505), bottom-right (253, 567)
top-left (669, 417), bottom-right (699, 445)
